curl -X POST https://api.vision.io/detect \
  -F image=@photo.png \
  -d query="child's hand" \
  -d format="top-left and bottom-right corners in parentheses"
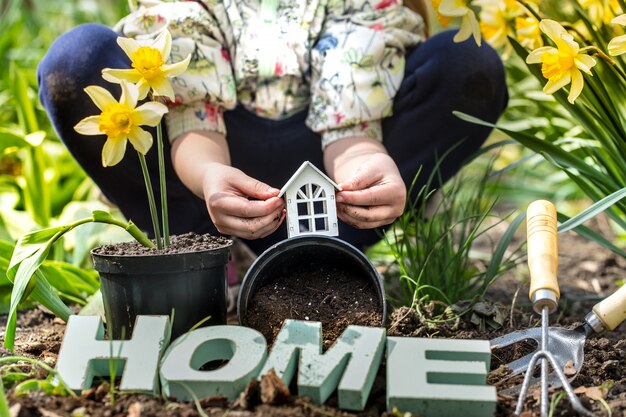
top-left (324, 137), bottom-right (406, 229)
top-left (201, 163), bottom-right (285, 239)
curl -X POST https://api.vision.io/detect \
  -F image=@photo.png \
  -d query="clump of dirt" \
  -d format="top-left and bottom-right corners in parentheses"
top-left (93, 233), bottom-right (232, 256)
top-left (244, 264), bottom-right (383, 347)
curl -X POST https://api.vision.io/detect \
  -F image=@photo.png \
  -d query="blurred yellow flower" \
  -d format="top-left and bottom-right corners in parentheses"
top-left (515, 16), bottom-right (543, 50)
top-left (437, 0), bottom-right (482, 46)
top-left (526, 20), bottom-right (597, 103)
top-left (476, 0), bottom-right (511, 50)
top-left (74, 81), bottom-right (168, 167)
top-left (608, 14), bottom-right (626, 56)
top-left (432, 0), bottom-right (454, 27)
top-left (580, 0), bottom-right (622, 24)
top-left (102, 30), bottom-right (191, 100)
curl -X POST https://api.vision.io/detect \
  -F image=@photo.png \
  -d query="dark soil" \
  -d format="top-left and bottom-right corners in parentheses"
top-left (93, 233), bottom-right (232, 256)
top-left (2, 225), bottom-right (626, 416)
top-left (244, 265), bottom-right (383, 347)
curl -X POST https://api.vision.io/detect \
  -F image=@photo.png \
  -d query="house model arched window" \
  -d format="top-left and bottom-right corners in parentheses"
top-left (278, 161), bottom-right (341, 238)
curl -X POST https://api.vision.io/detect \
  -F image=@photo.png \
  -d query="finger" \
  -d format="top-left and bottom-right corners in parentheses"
top-left (210, 195), bottom-right (284, 218)
top-left (338, 170), bottom-right (383, 192)
top-left (337, 203), bottom-right (399, 229)
top-left (215, 206), bottom-right (284, 240)
top-left (336, 184), bottom-right (406, 208)
top-left (231, 170), bottom-right (281, 199)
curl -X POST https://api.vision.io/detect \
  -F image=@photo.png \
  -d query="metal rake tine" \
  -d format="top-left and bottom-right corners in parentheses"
top-left (490, 328), bottom-right (542, 349)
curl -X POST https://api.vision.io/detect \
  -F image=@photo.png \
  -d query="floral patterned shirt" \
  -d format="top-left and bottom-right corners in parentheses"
top-left (115, 0), bottom-right (425, 148)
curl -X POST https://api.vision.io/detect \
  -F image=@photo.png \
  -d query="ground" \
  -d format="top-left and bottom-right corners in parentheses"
top-left (1, 218), bottom-right (625, 417)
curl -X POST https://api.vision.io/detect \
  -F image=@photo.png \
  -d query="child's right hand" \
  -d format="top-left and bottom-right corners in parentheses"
top-left (201, 163), bottom-right (285, 239)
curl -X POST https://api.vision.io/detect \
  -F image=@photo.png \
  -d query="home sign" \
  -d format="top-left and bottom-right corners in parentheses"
top-left (55, 315), bottom-right (497, 417)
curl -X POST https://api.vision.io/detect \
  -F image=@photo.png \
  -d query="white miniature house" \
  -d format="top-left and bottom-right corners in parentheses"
top-left (279, 161), bottom-right (341, 238)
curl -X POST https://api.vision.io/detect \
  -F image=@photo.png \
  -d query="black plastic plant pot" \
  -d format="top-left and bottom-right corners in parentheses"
top-left (92, 243), bottom-right (231, 340)
top-left (237, 235), bottom-right (386, 326)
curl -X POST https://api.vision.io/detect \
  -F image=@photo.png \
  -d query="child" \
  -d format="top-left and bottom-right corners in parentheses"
top-left (37, 0), bottom-right (507, 255)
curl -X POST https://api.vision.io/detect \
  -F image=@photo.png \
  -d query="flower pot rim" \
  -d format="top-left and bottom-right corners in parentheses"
top-left (237, 235), bottom-right (387, 325)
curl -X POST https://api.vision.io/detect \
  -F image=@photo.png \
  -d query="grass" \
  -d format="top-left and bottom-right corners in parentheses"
top-left (369, 156), bottom-right (525, 319)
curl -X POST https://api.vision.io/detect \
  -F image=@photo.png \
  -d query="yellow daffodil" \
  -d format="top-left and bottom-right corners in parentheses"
top-left (526, 20), bottom-right (597, 103)
top-left (437, 0), bottom-right (482, 46)
top-left (74, 81), bottom-right (168, 167)
top-left (102, 30), bottom-right (191, 100)
top-left (608, 14), bottom-right (626, 56)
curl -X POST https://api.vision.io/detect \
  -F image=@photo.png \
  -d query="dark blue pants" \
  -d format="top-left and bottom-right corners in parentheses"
top-left (37, 24), bottom-right (507, 254)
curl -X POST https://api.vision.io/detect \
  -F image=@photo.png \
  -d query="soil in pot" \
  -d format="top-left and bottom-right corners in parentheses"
top-left (244, 261), bottom-right (383, 348)
top-left (93, 232), bottom-right (231, 255)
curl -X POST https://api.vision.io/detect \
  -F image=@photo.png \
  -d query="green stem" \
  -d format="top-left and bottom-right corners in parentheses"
top-left (156, 123), bottom-right (169, 246)
top-left (137, 152), bottom-right (163, 249)
top-left (66, 215), bottom-right (155, 248)
top-left (581, 46), bottom-right (626, 83)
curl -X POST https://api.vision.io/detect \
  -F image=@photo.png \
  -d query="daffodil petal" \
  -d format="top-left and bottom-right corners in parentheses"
top-left (153, 30), bottom-right (172, 61)
top-left (84, 86), bottom-right (117, 111)
top-left (611, 14), bottom-right (626, 26)
top-left (439, 0), bottom-right (468, 17)
top-left (162, 54), bottom-right (191, 78)
top-left (454, 14), bottom-right (473, 43)
top-left (128, 127), bottom-right (153, 155)
top-left (102, 68), bottom-right (143, 84)
top-left (117, 36), bottom-right (141, 59)
top-left (133, 102), bottom-right (169, 126)
top-left (568, 69), bottom-right (584, 103)
top-left (556, 32), bottom-right (579, 54)
top-left (543, 72), bottom-right (571, 94)
top-left (469, 12), bottom-right (482, 46)
top-left (539, 19), bottom-right (567, 44)
top-left (575, 54), bottom-right (597, 73)
top-left (526, 47), bottom-right (555, 64)
top-left (120, 81), bottom-right (140, 109)
top-left (608, 34), bottom-right (626, 56)
top-left (102, 137), bottom-right (127, 167)
top-left (149, 77), bottom-right (175, 100)
top-left (74, 116), bottom-right (102, 135)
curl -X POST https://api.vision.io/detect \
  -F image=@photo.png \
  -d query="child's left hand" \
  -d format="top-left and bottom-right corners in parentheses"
top-left (324, 137), bottom-right (406, 229)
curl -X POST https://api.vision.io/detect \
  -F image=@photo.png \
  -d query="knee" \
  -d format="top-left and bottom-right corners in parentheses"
top-left (412, 30), bottom-right (508, 112)
top-left (38, 24), bottom-right (123, 108)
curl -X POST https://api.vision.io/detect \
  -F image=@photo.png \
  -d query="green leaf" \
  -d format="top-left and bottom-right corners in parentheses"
top-left (10, 64), bottom-right (38, 134)
top-left (558, 187), bottom-right (626, 233)
top-left (0, 128), bottom-right (28, 152)
top-left (29, 272), bottom-right (72, 322)
top-left (8, 226), bottom-right (66, 271)
top-left (0, 379), bottom-right (8, 417)
top-left (557, 213), bottom-right (626, 259)
top-left (481, 211), bottom-right (526, 295)
top-left (23, 131), bottom-right (45, 147)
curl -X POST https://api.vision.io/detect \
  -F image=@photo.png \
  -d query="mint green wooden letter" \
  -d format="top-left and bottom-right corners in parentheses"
top-left (160, 325), bottom-right (267, 401)
top-left (387, 337), bottom-right (496, 417)
top-left (260, 319), bottom-right (385, 411)
top-left (55, 315), bottom-right (169, 393)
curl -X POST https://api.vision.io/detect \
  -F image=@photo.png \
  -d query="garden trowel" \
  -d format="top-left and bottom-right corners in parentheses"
top-left (491, 260), bottom-right (626, 393)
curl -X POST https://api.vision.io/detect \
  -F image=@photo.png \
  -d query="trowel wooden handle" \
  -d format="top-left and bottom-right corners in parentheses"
top-left (527, 200), bottom-right (560, 311)
top-left (592, 284), bottom-right (626, 331)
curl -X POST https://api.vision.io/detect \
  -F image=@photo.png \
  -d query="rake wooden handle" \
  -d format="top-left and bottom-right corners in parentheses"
top-left (527, 200), bottom-right (559, 313)
top-left (592, 284), bottom-right (626, 331)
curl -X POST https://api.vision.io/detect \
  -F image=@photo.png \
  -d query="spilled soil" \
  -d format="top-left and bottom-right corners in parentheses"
top-left (1, 226), bottom-right (625, 416)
